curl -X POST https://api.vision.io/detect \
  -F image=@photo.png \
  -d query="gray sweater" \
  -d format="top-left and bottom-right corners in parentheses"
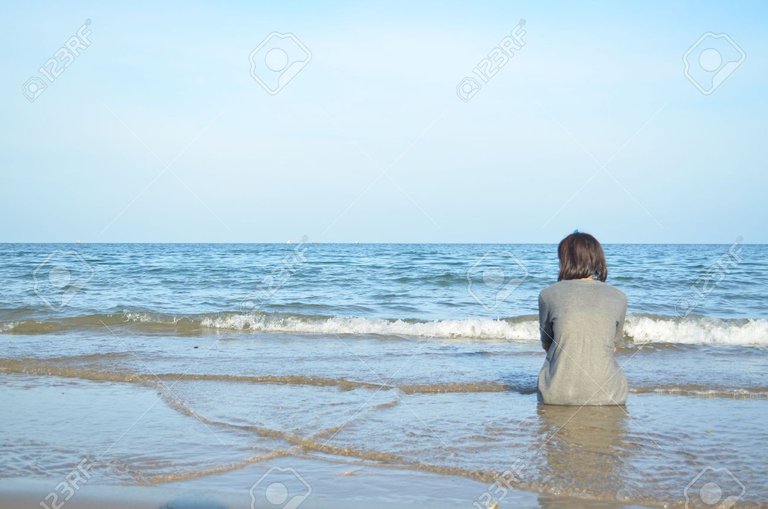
top-left (537, 279), bottom-right (628, 405)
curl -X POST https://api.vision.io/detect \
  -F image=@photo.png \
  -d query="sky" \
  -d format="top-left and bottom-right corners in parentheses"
top-left (1, 1), bottom-right (766, 243)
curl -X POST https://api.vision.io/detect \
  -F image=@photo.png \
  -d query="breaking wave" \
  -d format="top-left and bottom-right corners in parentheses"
top-left (1, 310), bottom-right (767, 345)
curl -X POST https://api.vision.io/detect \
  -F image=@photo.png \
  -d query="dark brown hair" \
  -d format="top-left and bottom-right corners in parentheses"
top-left (557, 232), bottom-right (608, 282)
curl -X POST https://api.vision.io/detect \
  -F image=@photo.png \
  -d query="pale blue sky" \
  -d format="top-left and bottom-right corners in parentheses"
top-left (1, 1), bottom-right (766, 243)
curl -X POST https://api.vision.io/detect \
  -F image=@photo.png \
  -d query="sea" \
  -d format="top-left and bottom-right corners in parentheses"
top-left (1, 243), bottom-right (766, 508)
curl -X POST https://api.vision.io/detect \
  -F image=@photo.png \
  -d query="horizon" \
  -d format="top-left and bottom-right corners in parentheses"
top-left (0, 241), bottom-right (761, 245)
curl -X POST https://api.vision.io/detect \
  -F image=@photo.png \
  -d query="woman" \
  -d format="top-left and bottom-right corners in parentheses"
top-left (537, 232), bottom-right (628, 405)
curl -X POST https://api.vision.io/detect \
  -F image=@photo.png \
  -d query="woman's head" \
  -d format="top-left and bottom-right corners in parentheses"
top-left (557, 232), bottom-right (607, 282)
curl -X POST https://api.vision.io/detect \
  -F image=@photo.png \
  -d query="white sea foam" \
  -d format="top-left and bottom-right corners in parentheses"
top-left (624, 315), bottom-right (768, 345)
top-left (124, 312), bottom-right (184, 325)
top-left (123, 312), bottom-right (153, 323)
top-left (3, 311), bottom-right (767, 345)
top-left (0, 321), bottom-right (19, 333)
top-left (199, 313), bottom-right (768, 346)
top-left (200, 314), bottom-right (541, 341)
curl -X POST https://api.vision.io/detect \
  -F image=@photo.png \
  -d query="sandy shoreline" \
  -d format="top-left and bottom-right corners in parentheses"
top-left (0, 461), bottom-right (656, 509)
top-left (3, 347), bottom-right (767, 507)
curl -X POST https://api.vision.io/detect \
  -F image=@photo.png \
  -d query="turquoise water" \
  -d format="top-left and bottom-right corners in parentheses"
top-left (1, 243), bottom-right (766, 321)
top-left (1, 243), bottom-right (766, 507)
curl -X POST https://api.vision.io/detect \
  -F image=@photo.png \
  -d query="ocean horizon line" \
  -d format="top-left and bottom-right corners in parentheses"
top-left (0, 241), bottom-right (762, 245)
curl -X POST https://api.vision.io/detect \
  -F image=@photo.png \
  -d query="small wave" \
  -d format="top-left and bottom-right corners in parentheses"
top-left (3, 358), bottom-right (764, 399)
top-left (126, 450), bottom-right (292, 485)
top-left (199, 314), bottom-right (540, 340)
top-left (629, 386), bottom-right (768, 399)
top-left (0, 321), bottom-right (19, 333)
top-left (624, 315), bottom-right (768, 346)
top-left (0, 360), bottom-right (390, 391)
top-left (2, 310), bottom-right (768, 345)
top-left (0, 359), bottom-right (525, 394)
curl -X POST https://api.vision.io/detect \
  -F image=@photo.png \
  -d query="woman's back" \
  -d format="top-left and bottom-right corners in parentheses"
top-left (537, 279), bottom-right (628, 405)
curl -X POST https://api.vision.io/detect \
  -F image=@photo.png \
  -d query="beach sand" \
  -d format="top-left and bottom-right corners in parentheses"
top-left (0, 459), bottom-right (654, 509)
top-left (6, 367), bottom-right (756, 508)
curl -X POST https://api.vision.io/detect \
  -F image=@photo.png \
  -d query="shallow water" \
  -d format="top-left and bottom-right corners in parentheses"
top-left (1, 243), bottom-right (766, 507)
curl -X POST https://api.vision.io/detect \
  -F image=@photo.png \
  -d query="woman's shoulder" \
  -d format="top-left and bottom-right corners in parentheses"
top-left (539, 282), bottom-right (560, 300)
top-left (539, 281), bottom-right (570, 303)
top-left (540, 280), bottom-right (627, 302)
top-left (594, 282), bottom-right (628, 307)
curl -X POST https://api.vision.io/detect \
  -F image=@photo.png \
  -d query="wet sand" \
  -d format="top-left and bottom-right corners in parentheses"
top-left (1, 461), bottom-right (656, 509)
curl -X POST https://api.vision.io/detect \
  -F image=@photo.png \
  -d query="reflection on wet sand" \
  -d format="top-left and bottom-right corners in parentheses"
top-left (536, 404), bottom-right (631, 507)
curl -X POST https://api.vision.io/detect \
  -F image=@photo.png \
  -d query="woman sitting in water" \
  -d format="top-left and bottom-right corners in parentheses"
top-left (537, 232), bottom-right (628, 405)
